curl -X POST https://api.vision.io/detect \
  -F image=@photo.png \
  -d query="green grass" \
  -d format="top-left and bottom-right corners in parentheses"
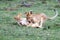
top-left (0, 0), bottom-right (60, 40)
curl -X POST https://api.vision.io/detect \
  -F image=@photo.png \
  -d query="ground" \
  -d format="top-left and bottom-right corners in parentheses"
top-left (0, 0), bottom-right (60, 40)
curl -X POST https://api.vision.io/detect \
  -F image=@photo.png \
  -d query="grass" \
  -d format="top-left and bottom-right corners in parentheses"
top-left (0, 0), bottom-right (60, 40)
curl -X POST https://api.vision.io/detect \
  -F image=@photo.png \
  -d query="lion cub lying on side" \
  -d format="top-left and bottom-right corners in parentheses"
top-left (14, 14), bottom-right (39, 27)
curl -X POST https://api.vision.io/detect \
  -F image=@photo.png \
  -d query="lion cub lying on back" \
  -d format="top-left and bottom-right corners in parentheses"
top-left (14, 14), bottom-right (28, 26)
top-left (14, 14), bottom-right (39, 27)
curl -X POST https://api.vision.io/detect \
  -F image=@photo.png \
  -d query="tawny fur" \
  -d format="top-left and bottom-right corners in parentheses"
top-left (14, 14), bottom-right (29, 26)
top-left (25, 9), bottom-right (58, 28)
top-left (14, 14), bottom-right (39, 27)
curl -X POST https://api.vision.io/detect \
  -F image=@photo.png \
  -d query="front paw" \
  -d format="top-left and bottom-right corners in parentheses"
top-left (39, 26), bottom-right (43, 28)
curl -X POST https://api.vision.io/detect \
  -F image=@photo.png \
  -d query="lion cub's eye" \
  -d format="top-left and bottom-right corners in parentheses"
top-left (28, 21), bottom-right (31, 23)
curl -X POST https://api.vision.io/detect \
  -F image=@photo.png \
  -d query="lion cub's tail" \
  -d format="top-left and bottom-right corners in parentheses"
top-left (48, 9), bottom-right (58, 20)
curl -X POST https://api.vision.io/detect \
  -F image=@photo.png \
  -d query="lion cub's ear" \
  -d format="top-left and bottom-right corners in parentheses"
top-left (14, 14), bottom-right (22, 20)
top-left (25, 12), bottom-right (29, 16)
top-left (14, 13), bottom-right (22, 19)
top-left (29, 10), bottom-right (33, 14)
top-left (17, 13), bottom-right (22, 17)
top-left (18, 13), bottom-right (22, 16)
top-left (25, 11), bottom-right (32, 17)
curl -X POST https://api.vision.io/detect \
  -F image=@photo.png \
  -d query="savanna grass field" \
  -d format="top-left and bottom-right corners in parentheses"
top-left (0, 0), bottom-right (60, 40)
